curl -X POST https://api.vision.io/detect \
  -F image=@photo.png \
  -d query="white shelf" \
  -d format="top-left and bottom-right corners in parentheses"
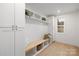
top-left (25, 8), bottom-right (49, 25)
top-left (25, 15), bottom-right (49, 25)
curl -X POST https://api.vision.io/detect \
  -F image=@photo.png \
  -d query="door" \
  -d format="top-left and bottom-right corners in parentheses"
top-left (0, 3), bottom-right (25, 56)
top-left (0, 3), bottom-right (14, 56)
top-left (14, 3), bottom-right (25, 56)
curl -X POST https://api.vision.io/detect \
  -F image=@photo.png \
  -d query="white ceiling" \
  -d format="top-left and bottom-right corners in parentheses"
top-left (25, 3), bottom-right (79, 16)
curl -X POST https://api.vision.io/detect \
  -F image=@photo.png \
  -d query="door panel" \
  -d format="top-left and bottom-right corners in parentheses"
top-left (0, 27), bottom-right (14, 56)
top-left (14, 3), bottom-right (25, 56)
top-left (0, 3), bottom-right (14, 56)
top-left (15, 3), bottom-right (25, 27)
top-left (0, 3), bottom-right (14, 27)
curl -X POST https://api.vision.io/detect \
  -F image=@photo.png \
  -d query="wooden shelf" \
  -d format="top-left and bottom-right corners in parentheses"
top-left (24, 39), bottom-right (49, 52)
top-left (24, 39), bottom-right (51, 56)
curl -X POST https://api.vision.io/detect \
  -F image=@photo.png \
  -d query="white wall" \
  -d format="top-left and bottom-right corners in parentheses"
top-left (48, 17), bottom-right (53, 35)
top-left (52, 11), bottom-right (79, 47)
top-left (47, 17), bottom-right (54, 42)
top-left (25, 11), bottom-right (48, 46)
top-left (25, 23), bottom-right (48, 46)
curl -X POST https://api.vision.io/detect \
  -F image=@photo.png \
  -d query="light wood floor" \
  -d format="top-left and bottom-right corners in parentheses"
top-left (37, 42), bottom-right (79, 56)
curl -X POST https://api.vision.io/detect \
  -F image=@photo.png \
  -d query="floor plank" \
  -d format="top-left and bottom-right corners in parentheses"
top-left (37, 42), bottom-right (79, 56)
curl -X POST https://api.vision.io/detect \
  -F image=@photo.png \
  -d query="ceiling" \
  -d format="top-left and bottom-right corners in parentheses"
top-left (26, 3), bottom-right (79, 16)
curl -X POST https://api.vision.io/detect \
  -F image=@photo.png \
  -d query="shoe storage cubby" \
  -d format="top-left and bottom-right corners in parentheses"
top-left (44, 41), bottom-right (48, 46)
top-left (37, 43), bottom-right (43, 51)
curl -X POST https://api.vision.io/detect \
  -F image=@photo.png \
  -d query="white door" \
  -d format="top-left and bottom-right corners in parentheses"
top-left (14, 3), bottom-right (25, 56)
top-left (0, 3), bottom-right (14, 56)
top-left (0, 3), bottom-right (25, 56)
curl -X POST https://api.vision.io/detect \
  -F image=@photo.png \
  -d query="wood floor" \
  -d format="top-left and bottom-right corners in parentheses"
top-left (37, 42), bottom-right (79, 56)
